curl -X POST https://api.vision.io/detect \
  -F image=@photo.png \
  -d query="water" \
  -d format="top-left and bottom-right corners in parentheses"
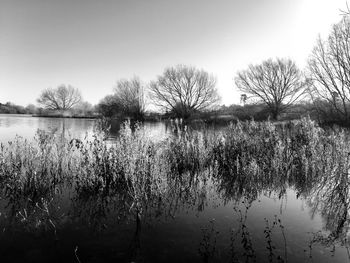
top-left (0, 114), bottom-right (169, 143)
top-left (0, 114), bottom-right (96, 142)
top-left (0, 114), bottom-right (349, 263)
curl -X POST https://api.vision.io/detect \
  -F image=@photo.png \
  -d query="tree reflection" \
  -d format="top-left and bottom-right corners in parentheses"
top-left (1, 119), bottom-right (350, 261)
top-left (306, 166), bottom-right (349, 252)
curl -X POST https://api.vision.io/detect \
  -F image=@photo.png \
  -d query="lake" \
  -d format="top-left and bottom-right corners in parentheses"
top-left (0, 114), bottom-right (169, 143)
top-left (0, 114), bottom-right (349, 263)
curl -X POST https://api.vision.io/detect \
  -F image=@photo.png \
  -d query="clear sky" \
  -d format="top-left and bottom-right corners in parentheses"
top-left (0, 0), bottom-right (347, 106)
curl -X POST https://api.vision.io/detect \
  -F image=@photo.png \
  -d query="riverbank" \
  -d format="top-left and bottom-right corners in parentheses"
top-left (32, 114), bottom-right (99, 119)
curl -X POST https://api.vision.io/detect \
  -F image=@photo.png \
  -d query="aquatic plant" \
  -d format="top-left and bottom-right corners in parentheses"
top-left (0, 117), bottom-right (349, 261)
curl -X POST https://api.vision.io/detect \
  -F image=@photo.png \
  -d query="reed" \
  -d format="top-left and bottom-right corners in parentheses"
top-left (0, 117), bottom-right (348, 250)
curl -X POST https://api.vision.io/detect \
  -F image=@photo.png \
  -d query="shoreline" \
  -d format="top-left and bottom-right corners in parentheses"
top-left (31, 114), bottom-right (99, 119)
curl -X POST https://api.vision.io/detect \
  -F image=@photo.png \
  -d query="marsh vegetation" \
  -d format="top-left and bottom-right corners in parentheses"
top-left (0, 117), bottom-right (349, 262)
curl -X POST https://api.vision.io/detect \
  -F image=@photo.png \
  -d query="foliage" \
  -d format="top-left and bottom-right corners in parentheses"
top-left (97, 94), bottom-right (121, 118)
top-left (0, 102), bottom-right (38, 114)
top-left (97, 77), bottom-right (145, 120)
top-left (74, 101), bottom-right (95, 116)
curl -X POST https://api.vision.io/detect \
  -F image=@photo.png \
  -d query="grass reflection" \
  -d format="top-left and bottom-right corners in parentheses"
top-left (0, 117), bottom-right (349, 261)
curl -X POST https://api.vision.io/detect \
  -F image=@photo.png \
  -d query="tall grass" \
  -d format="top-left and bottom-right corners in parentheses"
top-left (0, 117), bottom-right (348, 242)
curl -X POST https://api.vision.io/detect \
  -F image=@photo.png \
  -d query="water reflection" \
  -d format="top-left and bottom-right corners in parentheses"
top-left (0, 114), bottom-right (172, 144)
top-left (107, 119), bottom-right (170, 142)
top-left (0, 116), bottom-right (349, 262)
top-left (0, 157), bottom-right (348, 262)
top-left (0, 114), bottom-right (96, 142)
top-left (306, 169), bottom-right (349, 251)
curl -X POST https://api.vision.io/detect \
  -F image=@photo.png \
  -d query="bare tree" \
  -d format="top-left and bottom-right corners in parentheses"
top-left (340, 2), bottom-right (350, 16)
top-left (97, 94), bottom-right (121, 118)
top-left (113, 77), bottom-right (145, 119)
top-left (235, 58), bottom-right (308, 120)
top-left (75, 101), bottom-right (94, 116)
top-left (37, 85), bottom-right (82, 110)
top-left (308, 17), bottom-right (350, 123)
top-left (149, 65), bottom-right (220, 118)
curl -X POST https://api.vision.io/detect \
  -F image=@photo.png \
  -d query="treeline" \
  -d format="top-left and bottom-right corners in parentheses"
top-left (34, 102), bottom-right (97, 118)
top-left (0, 102), bottom-right (38, 114)
top-left (215, 103), bottom-right (314, 122)
top-left (5, 15), bottom-right (350, 126)
top-left (0, 101), bottom-right (98, 118)
top-left (93, 65), bottom-right (220, 121)
top-left (96, 15), bottom-right (350, 126)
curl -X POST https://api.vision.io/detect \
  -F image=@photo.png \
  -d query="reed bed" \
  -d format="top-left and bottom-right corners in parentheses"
top-left (0, 117), bottom-right (348, 234)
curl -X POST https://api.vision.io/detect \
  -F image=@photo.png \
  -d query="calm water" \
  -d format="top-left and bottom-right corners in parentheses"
top-left (0, 114), bottom-right (169, 143)
top-left (0, 114), bottom-right (349, 263)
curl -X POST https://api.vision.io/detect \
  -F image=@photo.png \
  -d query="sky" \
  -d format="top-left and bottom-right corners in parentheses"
top-left (0, 0), bottom-right (347, 107)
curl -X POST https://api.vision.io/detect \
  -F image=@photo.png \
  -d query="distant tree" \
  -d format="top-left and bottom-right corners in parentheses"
top-left (0, 102), bottom-right (26, 114)
top-left (97, 77), bottom-right (145, 119)
top-left (308, 17), bottom-right (350, 123)
top-left (74, 101), bottom-right (95, 116)
top-left (25, 104), bottom-right (38, 114)
top-left (37, 85), bottom-right (82, 111)
top-left (235, 58), bottom-right (308, 120)
top-left (149, 65), bottom-right (220, 119)
top-left (113, 77), bottom-right (145, 119)
top-left (97, 95), bottom-right (121, 118)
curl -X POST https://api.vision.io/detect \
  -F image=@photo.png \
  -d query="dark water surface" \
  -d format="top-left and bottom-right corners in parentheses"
top-left (0, 114), bottom-right (349, 262)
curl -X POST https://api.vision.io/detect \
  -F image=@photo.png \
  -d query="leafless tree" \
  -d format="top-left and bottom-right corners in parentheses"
top-left (97, 94), bottom-right (121, 117)
top-left (235, 58), bottom-right (308, 119)
top-left (149, 65), bottom-right (220, 118)
top-left (340, 2), bottom-right (350, 16)
top-left (37, 85), bottom-right (82, 110)
top-left (308, 17), bottom-right (350, 123)
top-left (75, 101), bottom-right (94, 116)
top-left (113, 77), bottom-right (145, 119)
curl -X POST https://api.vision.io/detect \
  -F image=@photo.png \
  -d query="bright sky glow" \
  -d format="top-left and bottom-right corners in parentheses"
top-left (0, 0), bottom-right (347, 106)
